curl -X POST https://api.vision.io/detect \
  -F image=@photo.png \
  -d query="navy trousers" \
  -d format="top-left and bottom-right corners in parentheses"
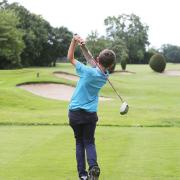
top-left (69, 110), bottom-right (98, 177)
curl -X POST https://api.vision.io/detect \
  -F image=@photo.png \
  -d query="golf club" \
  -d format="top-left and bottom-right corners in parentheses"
top-left (75, 35), bottom-right (129, 115)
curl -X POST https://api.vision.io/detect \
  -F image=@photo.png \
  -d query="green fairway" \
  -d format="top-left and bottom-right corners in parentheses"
top-left (0, 63), bottom-right (180, 179)
top-left (0, 63), bottom-right (180, 127)
top-left (0, 126), bottom-right (180, 180)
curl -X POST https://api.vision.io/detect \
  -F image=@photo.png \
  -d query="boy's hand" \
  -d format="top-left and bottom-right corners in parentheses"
top-left (73, 34), bottom-right (85, 46)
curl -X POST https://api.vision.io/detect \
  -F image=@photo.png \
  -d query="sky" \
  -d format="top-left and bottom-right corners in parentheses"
top-left (8, 0), bottom-right (180, 48)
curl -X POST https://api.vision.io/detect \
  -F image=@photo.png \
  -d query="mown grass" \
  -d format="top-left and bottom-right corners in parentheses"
top-left (0, 63), bottom-right (179, 126)
top-left (0, 63), bottom-right (180, 179)
top-left (0, 126), bottom-right (180, 180)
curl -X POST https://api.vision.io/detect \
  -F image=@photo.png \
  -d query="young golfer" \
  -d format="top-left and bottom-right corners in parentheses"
top-left (67, 34), bottom-right (116, 180)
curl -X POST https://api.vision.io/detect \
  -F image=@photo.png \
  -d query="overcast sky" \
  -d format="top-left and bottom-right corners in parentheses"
top-left (8, 0), bottom-right (180, 48)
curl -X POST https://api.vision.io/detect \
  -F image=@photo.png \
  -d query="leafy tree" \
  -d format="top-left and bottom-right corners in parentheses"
top-left (160, 44), bottom-right (180, 63)
top-left (6, 3), bottom-right (52, 66)
top-left (0, 9), bottom-right (24, 69)
top-left (143, 47), bottom-right (158, 64)
top-left (86, 31), bottom-right (118, 72)
top-left (6, 3), bottom-right (48, 66)
top-left (86, 31), bottom-right (112, 59)
top-left (49, 27), bottom-right (73, 66)
top-left (86, 31), bottom-right (129, 71)
top-left (111, 38), bottom-right (128, 67)
top-left (0, 0), bottom-right (8, 9)
top-left (104, 14), bottom-right (149, 64)
top-left (6, 3), bottom-right (73, 67)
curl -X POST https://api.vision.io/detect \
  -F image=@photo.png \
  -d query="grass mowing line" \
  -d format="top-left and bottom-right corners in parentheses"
top-left (0, 122), bottom-right (179, 128)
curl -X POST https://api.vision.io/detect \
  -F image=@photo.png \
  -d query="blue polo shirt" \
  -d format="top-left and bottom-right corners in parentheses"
top-left (69, 60), bottom-right (108, 112)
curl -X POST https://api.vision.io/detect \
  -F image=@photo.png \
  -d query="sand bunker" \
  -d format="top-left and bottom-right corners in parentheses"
top-left (18, 72), bottom-right (112, 101)
top-left (164, 70), bottom-right (180, 76)
top-left (54, 72), bottom-right (79, 81)
top-left (18, 83), bottom-right (111, 101)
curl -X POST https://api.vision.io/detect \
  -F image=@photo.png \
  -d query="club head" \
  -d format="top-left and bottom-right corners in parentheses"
top-left (120, 102), bottom-right (129, 115)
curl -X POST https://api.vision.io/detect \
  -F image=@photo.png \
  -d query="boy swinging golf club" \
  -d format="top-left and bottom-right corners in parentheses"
top-left (79, 39), bottom-right (129, 115)
top-left (67, 34), bottom-right (128, 180)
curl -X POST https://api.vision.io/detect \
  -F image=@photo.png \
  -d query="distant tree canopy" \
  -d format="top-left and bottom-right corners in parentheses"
top-left (6, 3), bottom-right (73, 67)
top-left (84, 14), bottom-right (150, 71)
top-left (0, 8), bottom-right (24, 69)
top-left (1, 1), bottom-right (179, 69)
top-left (50, 27), bottom-right (73, 66)
top-left (104, 14), bottom-right (149, 64)
top-left (0, 1), bottom-right (73, 69)
top-left (85, 31), bottom-right (128, 71)
top-left (0, 0), bottom-right (8, 8)
top-left (160, 44), bottom-right (180, 63)
top-left (86, 31), bottom-right (112, 58)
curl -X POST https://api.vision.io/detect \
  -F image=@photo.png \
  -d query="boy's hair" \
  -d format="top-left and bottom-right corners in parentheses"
top-left (98, 49), bottom-right (116, 68)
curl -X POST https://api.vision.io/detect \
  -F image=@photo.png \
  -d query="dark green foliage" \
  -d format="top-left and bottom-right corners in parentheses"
top-left (161, 44), bottom-right (180, 63)
top-left (85, 31), bottom-right (116, 73)
top-left (149, 54), bottom-right (166, 73)
top-left (121, 59), bottom-right (127, 70)
top-left (50, 27), bottom-right (73, 66)
top-left (5, 3), bottom-right (72, 68)
top-left (86, 31), bottom-right (112, 58)
top-left (7, 3), bottom-right (53, 66)
top-left (0, 9), bottom-right (24, 69)
top-left (0, 0), bottom-right (8, 9)
top-left (143, 48), bottom-right (158, 64)
top-left (104, 14), bottom-right (149, 64)
top-left (111, 39), bottom-right (128, 61)
top-left (110, 38), bottom-right (128, 70)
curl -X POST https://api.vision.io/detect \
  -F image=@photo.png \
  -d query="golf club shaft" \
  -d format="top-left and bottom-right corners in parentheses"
top-left (81, 44), bottom-right (124, 103)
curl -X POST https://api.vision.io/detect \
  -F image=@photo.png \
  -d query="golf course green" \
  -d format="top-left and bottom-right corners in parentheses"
top-left (0, 63), bottom-right (180, 179)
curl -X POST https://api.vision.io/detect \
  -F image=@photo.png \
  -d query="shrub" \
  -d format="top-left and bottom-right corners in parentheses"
top-left (149, 54), bottom-right (166, 73)
top-left (121, 59), bottom-right (127, 71)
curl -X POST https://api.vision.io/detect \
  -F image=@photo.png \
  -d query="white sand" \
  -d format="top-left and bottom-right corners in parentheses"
top-left (164, 70), bottom-right (180, 76)
top-left (18, 83), bottom-right (112, 101)
top-left (54, 72), bottom-right (79, 81)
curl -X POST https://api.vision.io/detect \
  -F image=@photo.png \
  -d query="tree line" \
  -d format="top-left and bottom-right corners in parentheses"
top-left (0, 0), bottom-right (73, 69)
top-left (0, 0), bottom-right (180, 69)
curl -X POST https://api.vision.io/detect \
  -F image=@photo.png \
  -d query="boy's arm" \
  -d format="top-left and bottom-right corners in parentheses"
top-left (80, 44), bottom-right (96, 67)
top-left (73, 34), bottom-right (96, 67)
top-left (67, 37), bottom-right (77, 66)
